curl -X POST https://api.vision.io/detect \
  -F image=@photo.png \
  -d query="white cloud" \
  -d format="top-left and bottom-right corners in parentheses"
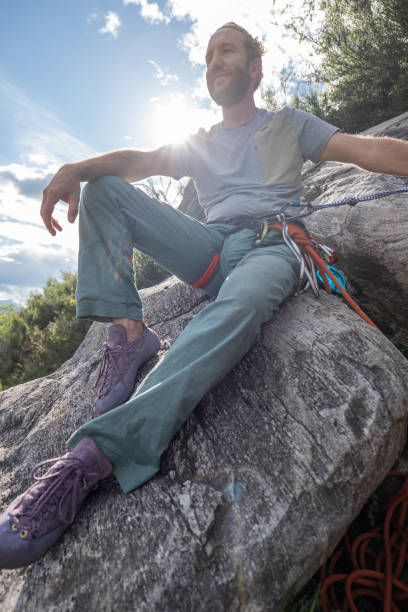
top-left (0, 164), bottom-right (79, 306)
top-left (0, 284), bottom-right (42, 307)
top-left (98, 11), bottom-right (122, 39)
top-left (0, 242), bottom-right (76, 306)
top-left (124, 0), bottom-right (170, 24)
top-left (148, 59), bottom-right (179, 86)
top-left (27, 153), bottom-right (51, 167)
top-left (0, 173), bottom-right (79, 243)
top-left (0, 163), bottom-right (48, 182)
top-left (0, 80), bottom-right (96, 305)
top-left (0, 80), bottom-right (96, 167)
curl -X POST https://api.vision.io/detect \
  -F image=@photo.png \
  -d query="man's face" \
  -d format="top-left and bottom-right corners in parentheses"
top-left (205, 29), bottom-right (253, 108)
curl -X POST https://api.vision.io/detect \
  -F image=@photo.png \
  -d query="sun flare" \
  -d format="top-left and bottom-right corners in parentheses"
top-left (149, 95), bottom-right (218, 147)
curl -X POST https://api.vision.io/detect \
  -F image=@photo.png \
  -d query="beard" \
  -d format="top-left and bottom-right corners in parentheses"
top-left (207, 63), bottom-right (252, 108)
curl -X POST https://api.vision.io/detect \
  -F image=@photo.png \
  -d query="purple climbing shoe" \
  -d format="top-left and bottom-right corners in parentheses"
top-left (95, 323), bottom-right (160, 415)
top-left (0, 437), bottom-right (112, 569)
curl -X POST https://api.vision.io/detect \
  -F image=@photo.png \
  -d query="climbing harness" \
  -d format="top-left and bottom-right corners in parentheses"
top-left (191, 253), bottom-right (220, 288)
top-left (190, 185), bottom-right (408, 326)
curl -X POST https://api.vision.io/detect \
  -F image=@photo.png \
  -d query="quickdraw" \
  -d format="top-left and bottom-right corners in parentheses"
top-left (265, 216), bottom-right (378, 329)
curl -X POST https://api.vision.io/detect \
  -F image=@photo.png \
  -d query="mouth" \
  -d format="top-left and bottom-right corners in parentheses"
top-left (212, 73), bottom-right (230, 86)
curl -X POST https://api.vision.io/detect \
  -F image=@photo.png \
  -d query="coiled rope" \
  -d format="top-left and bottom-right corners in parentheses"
top-left (320, 472), bottom-right (408, 612)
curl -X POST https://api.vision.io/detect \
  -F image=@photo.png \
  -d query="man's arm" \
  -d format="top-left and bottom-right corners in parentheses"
top-left (320, 132), bottom-right (408, 176)
top-left (41, 147), bottom-right (179, 236)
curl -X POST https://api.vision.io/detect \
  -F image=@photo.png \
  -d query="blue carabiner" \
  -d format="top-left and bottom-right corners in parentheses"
top-left (316, 266), bottom-right (347, 294)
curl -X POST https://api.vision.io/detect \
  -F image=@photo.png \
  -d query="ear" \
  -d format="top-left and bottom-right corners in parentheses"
top-left (249, 57), bottom-right (262, 82)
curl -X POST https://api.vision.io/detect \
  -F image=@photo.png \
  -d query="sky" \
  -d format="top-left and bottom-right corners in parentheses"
top-left (0, 0), bottom-right (320, 307)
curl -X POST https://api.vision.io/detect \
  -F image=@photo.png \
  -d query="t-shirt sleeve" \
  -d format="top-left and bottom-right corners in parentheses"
top-left (285, 107), bottom-right (340, 163)
top-left (160, 132), bottom-right (203, 180)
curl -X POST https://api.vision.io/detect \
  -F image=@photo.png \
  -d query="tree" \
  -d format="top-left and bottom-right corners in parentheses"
top-left (273, 0), bottom-right (408, 132)
top-left (133, 250), bottom-right (171, 289)
top-left (0, 305), bottom-right (27, 390)
top-left (0, 273), bottom-right (91, 389)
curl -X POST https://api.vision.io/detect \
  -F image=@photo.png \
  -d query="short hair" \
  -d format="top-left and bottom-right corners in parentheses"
top-left (215, 22), bottom-right (266, 59)
top-left (215, 22), bottom-right (265, 89)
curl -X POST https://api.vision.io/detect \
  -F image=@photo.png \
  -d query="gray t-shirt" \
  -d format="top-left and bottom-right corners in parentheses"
top-left (168, 107), bottom-right (338, 223)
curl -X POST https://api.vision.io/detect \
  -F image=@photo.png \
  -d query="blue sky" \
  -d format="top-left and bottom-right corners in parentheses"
top-left (0, 0), bottom-right (318, 306)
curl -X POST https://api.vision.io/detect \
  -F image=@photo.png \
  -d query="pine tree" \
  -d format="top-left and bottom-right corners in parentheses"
top-left (273, 0), bottom-right (408, 132)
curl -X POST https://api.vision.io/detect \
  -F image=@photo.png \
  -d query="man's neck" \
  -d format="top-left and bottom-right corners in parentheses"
top-left (221, 98), bottom-right (257, 128)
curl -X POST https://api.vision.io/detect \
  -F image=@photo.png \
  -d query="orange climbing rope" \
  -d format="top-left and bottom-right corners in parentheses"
top-left (268, 221), bottom-right (378, 329)
top-left (320, 472), bottom-right (408, 611)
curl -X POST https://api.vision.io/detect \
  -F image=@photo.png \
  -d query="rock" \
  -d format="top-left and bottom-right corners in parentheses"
top-left (302, 111), bottom-right (408, 331)
top-left (179, 179), bottom-right (206, 222)
top-left (1, 274), bottom-right (408, 611)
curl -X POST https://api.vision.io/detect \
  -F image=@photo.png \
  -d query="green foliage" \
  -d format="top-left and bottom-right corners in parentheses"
top-left (271, 0), bottom-right (408, 132)
top-left (0, 253), bottom-right (172, 390)
top-left (133, 249), bottom-right (171, 289)
top-left (0, 304), bottom-right (27, 389)
top-left (0, 273), bottom-right (91, 390)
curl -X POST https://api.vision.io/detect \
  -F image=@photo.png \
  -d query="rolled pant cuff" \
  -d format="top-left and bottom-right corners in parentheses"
top-left (67, 431), bottom-right (156, 493)
top-left (76, 299), bottom-right (143, 323)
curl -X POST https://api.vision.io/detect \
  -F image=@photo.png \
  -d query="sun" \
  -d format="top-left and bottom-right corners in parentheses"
top-left (149, 94), bottom-right (219, 147)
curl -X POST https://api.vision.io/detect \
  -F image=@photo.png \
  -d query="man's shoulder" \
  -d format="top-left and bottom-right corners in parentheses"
top-left (196, 122), bottom-right (222, 140)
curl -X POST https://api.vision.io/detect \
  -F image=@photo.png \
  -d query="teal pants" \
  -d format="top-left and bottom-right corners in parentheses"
top-left (68, 175), bottom-right (300, 493)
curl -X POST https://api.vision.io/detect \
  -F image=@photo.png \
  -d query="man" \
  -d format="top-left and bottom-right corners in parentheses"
top-left (1, 22), bottom-right (407, 569)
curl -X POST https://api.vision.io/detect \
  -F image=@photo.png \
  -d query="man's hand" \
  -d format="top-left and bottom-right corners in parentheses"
top-left (39, 147), bottom-right (181, 236)
top-left (40, 163), bottom-right (81, 236)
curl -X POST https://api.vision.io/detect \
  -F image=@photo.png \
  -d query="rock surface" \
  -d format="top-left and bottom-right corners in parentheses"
top-left (1, 274), bottom-right (408, 611)
top-left (302, 112), bottom-right (408, 331)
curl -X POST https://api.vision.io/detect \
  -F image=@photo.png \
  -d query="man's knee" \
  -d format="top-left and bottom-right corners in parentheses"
top-left (81, 175), bottom-right (127, 206)
top-left (216, 291), bottom-right (268, 325)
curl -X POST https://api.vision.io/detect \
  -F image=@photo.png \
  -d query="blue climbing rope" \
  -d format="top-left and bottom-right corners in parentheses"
top-left (288, 185), bottom-right (408, 214)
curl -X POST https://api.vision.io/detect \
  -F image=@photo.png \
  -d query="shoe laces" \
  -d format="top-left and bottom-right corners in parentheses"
top-left (10, 455), bottom-right (99, 538)
top-left (94, 341), bottom-right (136, 398)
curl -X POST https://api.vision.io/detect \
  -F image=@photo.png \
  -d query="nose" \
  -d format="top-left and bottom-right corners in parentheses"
top-left (207, 50), bottom-right (225, 74)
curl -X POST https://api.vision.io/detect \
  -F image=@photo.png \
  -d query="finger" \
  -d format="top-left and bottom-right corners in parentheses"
top-left (51, 217), bottom-right (63, 232)
top-left (40, 190), bottom-right (58, 236)
top-left (67, 188), bottom-right (80, 223)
